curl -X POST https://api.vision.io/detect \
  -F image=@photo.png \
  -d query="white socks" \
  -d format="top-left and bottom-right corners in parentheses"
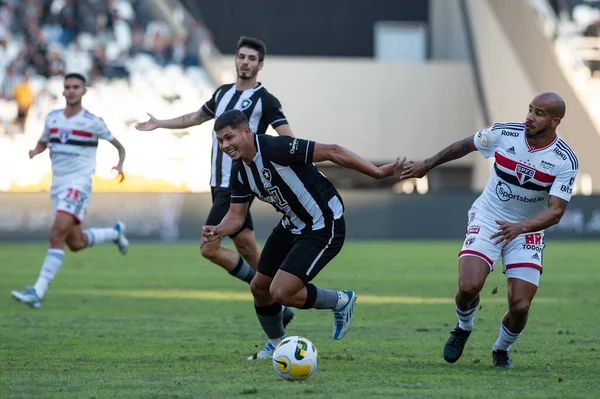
top-left (33, 249), bottom-right (65, 298)
top-left (493, 323), bottom-right (521, 351)
top-left (84, 227), bottom-right (119, 247)
top-left (456, 304), bottom-right (478, 331)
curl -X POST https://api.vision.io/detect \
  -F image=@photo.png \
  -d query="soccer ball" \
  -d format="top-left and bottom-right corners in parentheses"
top-left (272, 336), bottom-right (318, 381)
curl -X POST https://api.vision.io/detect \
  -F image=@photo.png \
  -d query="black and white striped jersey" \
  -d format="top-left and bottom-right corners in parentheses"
top-left (202, 83), bottom-right (288, 188)
top-left (230, 134), bottom-right (344, 234)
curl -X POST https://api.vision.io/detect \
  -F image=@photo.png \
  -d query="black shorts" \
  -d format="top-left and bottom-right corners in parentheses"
top-left (257, 217), bottom-right (346, 284)
top-left (205, 187), bottom-right (253, 239)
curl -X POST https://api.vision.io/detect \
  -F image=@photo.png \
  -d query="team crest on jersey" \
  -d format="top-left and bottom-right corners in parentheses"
top-left (261, 168), bottom-right (272, 182)
top-left (515, 164), bottom-right (535, 184)
top-left (241, 99), bottom-right (253, 110)
top-left (58, 128), bottom-right (71, 143)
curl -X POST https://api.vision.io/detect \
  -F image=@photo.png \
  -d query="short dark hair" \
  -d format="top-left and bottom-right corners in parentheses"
top-left (236, 36), bottom-right (266, 62)
top-left (214, 109), bottom-right (250, 132)
top-left (64, 73), bottom-right (87, 85)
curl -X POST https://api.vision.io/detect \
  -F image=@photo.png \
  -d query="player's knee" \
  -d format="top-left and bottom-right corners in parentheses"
top-left (269, 284), bottom-right (294, 306)
top-left (457, 279), bottom-right (484, 300)
top-left (199, 240), bottom-right (220, 262)
top-left (66, 239), bottom-right (86, 252)
top-left (250, 277), bottom-right (270, 299)
top-left (49, 228), bottom-right (67, 247)
top-left (509, 297), bottom-right (531, 318)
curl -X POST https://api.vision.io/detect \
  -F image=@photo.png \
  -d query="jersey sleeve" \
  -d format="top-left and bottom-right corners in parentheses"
top-left (473, 125), bottom-right (501, 158)
top-left (267, 136), bottom-right (315, 166)
top-left (230, 162), bottom-right (253, 204)
top-left (262, 92), bottom-right (288, 129)
top-left (95, 118), bottom-right (115, 141)
top-left (39, 115), bottom-right (51, 142)
top-left (549, 163), bottom-right (578, 202)
top-left (202, 86), bottom-right (221, 118)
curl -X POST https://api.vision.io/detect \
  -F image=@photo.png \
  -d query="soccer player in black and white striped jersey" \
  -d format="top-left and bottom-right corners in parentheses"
top-left (135, 37), bottom-right (296, 325)
top-left (202, 110), bottom-right (406, 359)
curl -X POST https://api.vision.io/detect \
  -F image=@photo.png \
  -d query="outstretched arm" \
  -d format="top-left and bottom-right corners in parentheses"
top-left (312, 143), bottom-right (405, 179)
top-left (135, 108), bottom-right (214, 131)
top-left (401, 135), bottom-right (477, 179)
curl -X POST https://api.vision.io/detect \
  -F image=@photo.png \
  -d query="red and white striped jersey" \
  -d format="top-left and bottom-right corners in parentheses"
top-left (39, 108), bottom-right (114, 195)
top-left (471, 121), bottom-right (578, 226)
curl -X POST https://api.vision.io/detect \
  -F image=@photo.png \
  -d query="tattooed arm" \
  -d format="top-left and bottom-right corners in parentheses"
top-left (135, 108), bottom-right (214, 131)
top-left (400, 135), bottom-right (477, 179)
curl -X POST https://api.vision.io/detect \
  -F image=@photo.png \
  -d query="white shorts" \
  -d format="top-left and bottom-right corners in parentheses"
top-left (51, 187), bottom-right (91, 224)
top-left (459, 211), bottom-right (544, 286)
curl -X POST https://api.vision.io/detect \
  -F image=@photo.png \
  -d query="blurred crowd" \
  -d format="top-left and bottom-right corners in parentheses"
top-left (0, 0), bottom-right (211, 133)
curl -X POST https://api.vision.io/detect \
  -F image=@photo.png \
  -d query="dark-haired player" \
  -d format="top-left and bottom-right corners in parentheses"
top-left (12, 73), bottom-right (128, 308)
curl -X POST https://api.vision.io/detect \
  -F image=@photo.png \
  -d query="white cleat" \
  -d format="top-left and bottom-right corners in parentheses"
top-left (247, 342), bottom-right (275, 360)
top-left (11, 288), bottom-right (42, 309)
top-left (113, 221), bottom-right (129, 255)
top-left (332, 290), bottom-right (357, 340)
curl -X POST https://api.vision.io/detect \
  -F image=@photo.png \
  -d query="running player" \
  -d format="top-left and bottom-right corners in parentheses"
top-left (11, 73), bottom-right (129, 308)
top-left (135, 36), bottom-right (296, 325)
top-left (401, 92), bottom-right (578, 368)
top-left (202, 109), bottom-right (405, 359)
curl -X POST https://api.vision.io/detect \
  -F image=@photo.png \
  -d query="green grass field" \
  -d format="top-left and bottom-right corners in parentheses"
top-left (1, 241), bottom-right (599, 398)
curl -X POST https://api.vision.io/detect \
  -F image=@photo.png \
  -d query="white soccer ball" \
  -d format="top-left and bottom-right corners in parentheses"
top-left (272, 336), bottom-right (318, 381)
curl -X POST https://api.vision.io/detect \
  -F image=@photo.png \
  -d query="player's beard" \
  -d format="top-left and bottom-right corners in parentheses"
top-left (526, 123), bottom-right (550, 138)
top-left (237, 67), bottom-right (257, 81)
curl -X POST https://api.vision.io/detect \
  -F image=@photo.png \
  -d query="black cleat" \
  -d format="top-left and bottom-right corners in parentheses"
top-left (443, 325), bottom-right (472, 363)
top-left (492, 350), bottom-right (513, 369)
top-left (282, 306), bottom-right (295, 329)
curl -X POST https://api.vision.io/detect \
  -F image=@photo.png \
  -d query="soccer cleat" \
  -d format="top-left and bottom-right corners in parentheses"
top-left (443, 325), bottom-right (472, 363)
top-left (11, 288), bottom-right (42, 309)
top-left (113, 221), bottom-right (129, 255)
top-left (282, 306), bottom-right (295, 329)
top-left (332, 290), bottom-right (357, 340)
top-left (247, 342), bottom-right (275, 360)
top-left (492, 350), bottom-right (514, 369)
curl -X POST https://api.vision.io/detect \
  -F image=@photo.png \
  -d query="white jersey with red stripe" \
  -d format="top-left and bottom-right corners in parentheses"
top-left (39, 108), bottom-right (114, 195)
top-left (472, 121), bottom-right (578, 227)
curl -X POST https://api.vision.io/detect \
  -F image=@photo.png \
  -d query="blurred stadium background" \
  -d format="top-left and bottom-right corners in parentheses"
top-left (1, 0), bottom-right (599, 242)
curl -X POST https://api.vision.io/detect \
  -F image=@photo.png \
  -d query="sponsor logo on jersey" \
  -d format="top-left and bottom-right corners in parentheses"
top-left (501, 130), bottom-right (519, 137)
top-left (540, 160), bottom-right (555, 170)
top-left (495, 181), bottom-right (545, 203)
top-left (531, 252), bottom-right (540, 260)
top-left (507, 147), bottom-right (516, 154)
top-left (553, 147), bottom-right (568, 160)
top-left (467, 226), bottom-right (480, 235)
top-left (515, 164), bottom-right (535, 184)
top-left (289, 138), bottom-right (299, 154)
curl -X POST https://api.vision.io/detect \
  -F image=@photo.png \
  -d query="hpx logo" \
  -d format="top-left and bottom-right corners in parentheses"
top-left (496, 181), bottom-right (545, 203)
top-left (553, 147), bottom-right (568, 160)
top-left (501, 130), bottom-right (519, 137)
top-left (515, 164), bottom-right (535, 184)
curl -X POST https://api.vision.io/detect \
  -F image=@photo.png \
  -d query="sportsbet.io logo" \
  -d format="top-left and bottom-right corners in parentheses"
top-left (495, 181), bottom-right (544, 203)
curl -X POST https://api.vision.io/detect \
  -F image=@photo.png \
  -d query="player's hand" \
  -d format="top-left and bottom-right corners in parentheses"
top-left (400, 160), bottom-right (431, 180)
top-left (375, 157), bottom-right (406, 179)
top-left (201, 225), bottom-right (220, 244)
top-left (490, 220), bottom-right (527, 248)
top-left (135, 113), bottom-right (160, 131)
top-left (112, 165), bottom-right (125, 183)
top-left (28, 150), bottom-right (37, 159)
